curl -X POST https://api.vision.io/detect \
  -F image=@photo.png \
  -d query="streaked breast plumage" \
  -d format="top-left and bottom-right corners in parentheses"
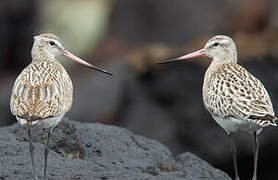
top-left (10, 59), bottom-right (73, 124)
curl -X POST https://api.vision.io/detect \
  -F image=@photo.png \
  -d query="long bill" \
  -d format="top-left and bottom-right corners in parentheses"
top-left (157, 49), bottom-right (205, 64)
top-left (63, 50), bottom-right (113, 75)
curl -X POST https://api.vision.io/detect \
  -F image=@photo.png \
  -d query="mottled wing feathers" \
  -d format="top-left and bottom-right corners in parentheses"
top-left (10, 60), bottom-right (73, 119)
top-left (249, 114), bottom-right (277, 126)
top-left (203, 63), bottom-right (276, 127)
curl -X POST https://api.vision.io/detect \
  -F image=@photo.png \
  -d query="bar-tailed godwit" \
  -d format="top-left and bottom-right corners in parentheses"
top-left (10, 33), bottom-right (112, 180)
top-left (158, 35), bottom-right (276, 180)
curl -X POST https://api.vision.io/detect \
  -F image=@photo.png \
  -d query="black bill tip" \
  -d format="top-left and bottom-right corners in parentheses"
top-left (156, 58), bottom-right (181, 65)
top-left (90, 65), bottom-right (113, 76)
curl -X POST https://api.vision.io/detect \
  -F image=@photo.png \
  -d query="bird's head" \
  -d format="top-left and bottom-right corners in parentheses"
top-left (157, 35), bottom-right (237, 65)
top-left (32, 33), bottom-right (65, 58)
top-left (204, 35), bottom-right (237, 62)
top-left (31, 33), bottom-right (112, 75)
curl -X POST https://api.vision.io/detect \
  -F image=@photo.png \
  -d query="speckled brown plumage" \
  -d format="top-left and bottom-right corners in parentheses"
top-left (10, 34), bottom-right (73, 125)
top-left (195, 35), bottom-right (276, 134)
top-left (158, 35), bottom-right (276, 180)
top-left (203, 62), bottom-right (276, 128)
top-left (10, 33), bottom-right (112, 180)
top-left (201, 35), bottom-right (276, 180)
top-left (10, 59), bottom-right (72, 120)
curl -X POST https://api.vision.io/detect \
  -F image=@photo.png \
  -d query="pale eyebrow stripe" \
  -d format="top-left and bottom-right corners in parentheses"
top-left (221, 39), bottom-right (230, 44)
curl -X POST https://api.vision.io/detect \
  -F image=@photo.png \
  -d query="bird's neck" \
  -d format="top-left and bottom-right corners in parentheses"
top-left (209, 55), bottom-right (237, 69)
top-left (204, 56), bottom-right (237, 85)
top-left (31, 47), bottom-right (55, 62)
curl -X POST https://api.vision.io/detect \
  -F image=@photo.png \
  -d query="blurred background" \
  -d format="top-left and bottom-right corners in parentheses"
top-left (1, 0), bottom-right (278, 179)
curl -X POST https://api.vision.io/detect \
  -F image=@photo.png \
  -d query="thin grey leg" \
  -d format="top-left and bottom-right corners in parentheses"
top-left (43, 129), bottom-right (52, 180)
top-left (229, 134), bottom-right (240, 180)
top-left (252, 131), bottom-right (259, 180)
top-left (28, 128), bottom-right (38, 180)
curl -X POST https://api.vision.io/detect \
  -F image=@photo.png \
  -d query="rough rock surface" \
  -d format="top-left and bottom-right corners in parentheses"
top-left (0, 119), bottom-right (231, 180)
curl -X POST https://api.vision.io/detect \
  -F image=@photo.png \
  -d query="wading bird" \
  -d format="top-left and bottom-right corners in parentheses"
top-left (10, 33), bottom-right (112, 180)
top-left (158, 35), bottom-right (276, 180)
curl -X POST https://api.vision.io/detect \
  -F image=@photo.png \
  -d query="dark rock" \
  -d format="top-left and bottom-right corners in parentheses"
top-left (176, 153), bottom-right (230, 180)
top-left (0, 119), bottom-right (231, 180)
top-left (13, 118), bottom-right (85, 159)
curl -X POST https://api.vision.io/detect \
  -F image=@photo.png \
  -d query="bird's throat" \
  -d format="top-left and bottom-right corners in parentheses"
top-left (31, 48), bottom-right (55, 62)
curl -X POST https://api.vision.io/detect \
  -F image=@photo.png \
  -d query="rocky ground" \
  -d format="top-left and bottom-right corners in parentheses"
top-left (0, 119), bottom-right (231, 180)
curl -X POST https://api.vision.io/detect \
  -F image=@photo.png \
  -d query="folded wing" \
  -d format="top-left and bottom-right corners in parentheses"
top-left (10, 62), bottom-right (73, 119)
top-left (203, 63), bottom-right (276, 127)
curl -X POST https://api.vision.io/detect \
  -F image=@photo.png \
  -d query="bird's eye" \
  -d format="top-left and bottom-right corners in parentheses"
top-left (213, 42), bottom-right (219, 47)
top-left (49, 41), bottom-right (55, 46)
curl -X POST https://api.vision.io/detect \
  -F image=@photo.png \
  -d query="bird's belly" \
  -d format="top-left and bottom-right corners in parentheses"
top-left (16, 113), bottom-right (65, 130)
top-left (212, 115), bottom-right (262, 134)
